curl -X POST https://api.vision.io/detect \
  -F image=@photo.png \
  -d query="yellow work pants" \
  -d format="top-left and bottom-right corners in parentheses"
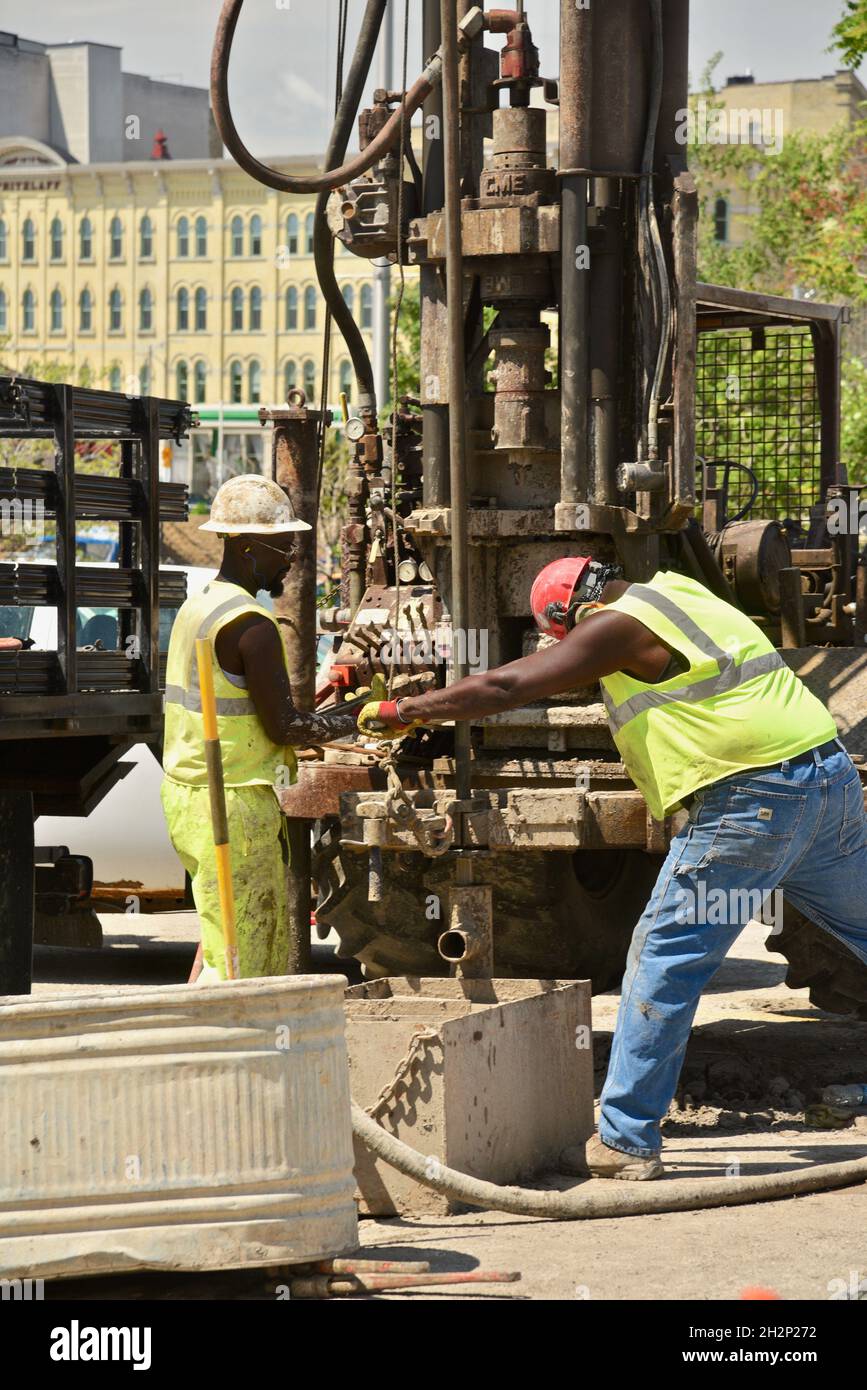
top-left (161, 780), bottom-right (290, 981)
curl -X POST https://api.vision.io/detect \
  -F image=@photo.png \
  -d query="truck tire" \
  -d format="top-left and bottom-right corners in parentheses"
top-left (314, 826), bottom-right (663, 991)
top-left (769, 902), bottom-right (867, 1020)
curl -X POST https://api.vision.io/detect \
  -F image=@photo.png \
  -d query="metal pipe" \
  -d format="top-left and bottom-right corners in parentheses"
top-left (440, 0), bottom-right (472, 803)
top-left (558, 0), bottom-right (592, 511)
top-left (421, 0), bottom-right (449, 508)
top-left (265, 399), bottom-right (324, 973)
top-left (372, 0), bottom-right (394, 412)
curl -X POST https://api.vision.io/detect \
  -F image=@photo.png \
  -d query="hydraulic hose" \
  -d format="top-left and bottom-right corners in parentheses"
top-left (313, 0), bottom-right (389, 414)
top-left (211, 0), bottom-right (458, 195)
top-left (352, 1102), bottom-right (867, 1219)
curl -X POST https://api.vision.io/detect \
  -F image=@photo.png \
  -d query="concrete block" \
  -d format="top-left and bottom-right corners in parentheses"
top-left (345, 977), bottom-right (593, 1216)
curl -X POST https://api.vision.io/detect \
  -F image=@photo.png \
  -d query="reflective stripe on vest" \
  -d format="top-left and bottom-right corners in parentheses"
top-left (163, 593), bottom-right (256, 715)
top-left (602, 584), bottom-right (786, 735)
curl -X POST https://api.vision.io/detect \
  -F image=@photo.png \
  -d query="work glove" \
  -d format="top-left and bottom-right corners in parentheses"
top-left (349, 672), bottom-right (388, 704)
top-left (357, 698), bottom-right (425, 741)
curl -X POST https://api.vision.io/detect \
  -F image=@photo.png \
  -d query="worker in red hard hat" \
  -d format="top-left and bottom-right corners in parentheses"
top-left (359, 558), bottom-right (867, 1181)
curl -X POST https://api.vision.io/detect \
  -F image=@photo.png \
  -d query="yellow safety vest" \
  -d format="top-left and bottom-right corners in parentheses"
top-left (163, 578), bottom-right (298, 790)
top-left (580, 570), bottom-right (837, 820)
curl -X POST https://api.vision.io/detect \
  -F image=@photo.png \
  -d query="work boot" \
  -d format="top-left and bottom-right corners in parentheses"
top-left (559, 1133), bottom-right (664, 1181)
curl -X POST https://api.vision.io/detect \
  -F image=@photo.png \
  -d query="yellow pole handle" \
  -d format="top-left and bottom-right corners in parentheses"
top-left (195, 637), bottom-right (239, 980)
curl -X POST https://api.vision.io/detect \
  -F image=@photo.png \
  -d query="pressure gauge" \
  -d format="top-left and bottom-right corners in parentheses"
top-left (345, 416), bottom-right (366, 442)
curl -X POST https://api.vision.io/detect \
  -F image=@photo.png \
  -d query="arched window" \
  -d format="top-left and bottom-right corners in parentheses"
top-left (177, 216), bottom-right (190, 258)
top-left (230, 215), bottom-right (244, 257)
top-left (339, 360), bottom-right (353, 404)
top-left (303, 359), bottom-right (316, 399)
top-left (230, 286), bottom-right (244, 331)
top-left (194, 287), bottom-right (207, 331)
top-left (0, 219), bottom-right (7, 260)
top-left (360, 283), bottom-right (373, 329)
top-left (248, 360), bottom-right (262, 403)
top-left (79, 216), bottom-right (93, 260)
top-left (139, 287), bottom-right (154, 332)
top-left (304, 212), bottom-right (314, 254)
top-left (139, 361), bottom-right (151, 395)
top-left (177, 287), bottom-right (190, 332)
top-left (229, 360), bottom-right (242, 403)
top-left (109, 216), bottom-right (123, 260)
top-left (22, 217), bottom-right (35, 262)
top-left (285, 285), bottom-right (298, 331)
top-left (249, 213), bottom-right (263, 257)
top-left (713, 197), bottom-right (728, 243)
top-left (284, 360), bottom-right (297, 395)
top-left (139, 214), bottom-right (154, 259)
top-left (109, 288), bottom-right (123, 332)
top-left (195, 215), bottom-right (208, 257)
top-left (249, 285), bottom-right (262, 331)
top-left (194, 360), bottom-right (207, 403)
top-left (0, 288), bottom-right (6, 332)
top-left (176, 361), bottom-right (189, 400)
top-left (109, 365), bottom-right (122, 392)
top-left (286, 213), bottom-right (298, 256)
top-left (79, 288), bottom-right (93, 332)
top-left (22, 288), bottom-right (35, 332)
top-left (49, 289), bottom-right (63, 332)
top-left (304, 285), bottom-right (317, 330)
top-left (50, 217), bottom-right (63, 261)
top-left (341, 284), bottom-right (355, 316)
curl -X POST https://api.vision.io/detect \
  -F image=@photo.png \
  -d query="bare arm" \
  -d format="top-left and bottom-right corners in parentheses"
top-left (398, 610), bottom-right (671, 724)
top-left (215, 614), bottom-right (359, 745)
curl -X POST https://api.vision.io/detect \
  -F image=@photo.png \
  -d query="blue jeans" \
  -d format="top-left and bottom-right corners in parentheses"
top-left (599, 742), bottom-right (867, 1157)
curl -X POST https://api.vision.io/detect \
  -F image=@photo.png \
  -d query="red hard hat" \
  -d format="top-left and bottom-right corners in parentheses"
top-left (531, 556), bottom-right (594, 640)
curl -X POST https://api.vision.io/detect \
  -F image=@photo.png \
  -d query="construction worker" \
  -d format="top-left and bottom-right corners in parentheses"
top-left (162, 475), bottom-right (362, 983)
top-left (359, 558), bottom-right (867, 1180)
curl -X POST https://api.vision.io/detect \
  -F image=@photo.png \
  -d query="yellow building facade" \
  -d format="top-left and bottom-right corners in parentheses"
top-left (0, 143), bottom-right (374, 410)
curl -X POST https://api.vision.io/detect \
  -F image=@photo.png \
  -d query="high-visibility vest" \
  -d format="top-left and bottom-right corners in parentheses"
top-left (579, 570), bottom-right (837, 820)
top-left (163, 578), bottom-right (298, 790)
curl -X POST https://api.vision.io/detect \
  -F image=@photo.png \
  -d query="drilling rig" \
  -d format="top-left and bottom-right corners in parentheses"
top-left (213, 0), bottom-right (867, 1016)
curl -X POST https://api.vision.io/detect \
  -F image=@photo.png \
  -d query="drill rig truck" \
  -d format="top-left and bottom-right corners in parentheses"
top-left (213, 0), bottom-right (867, 1017)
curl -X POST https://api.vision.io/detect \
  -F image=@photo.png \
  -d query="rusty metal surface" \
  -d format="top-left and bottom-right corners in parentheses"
top-left (783, 647), bottom-right (867, 759)
top-left (410, 205), bottom-right (560, 262)
top-left (278, 762), bottom-right (385, 819)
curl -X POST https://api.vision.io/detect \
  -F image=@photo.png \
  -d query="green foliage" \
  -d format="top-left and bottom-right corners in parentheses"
top-left (384, 277), bottom-right (421, 417)
top-left (830, 0), bottom-right (867, 68)
top-left (842, 356), bottom-right (867, 483)
top-left (690, 60), bottom-right (867, 305)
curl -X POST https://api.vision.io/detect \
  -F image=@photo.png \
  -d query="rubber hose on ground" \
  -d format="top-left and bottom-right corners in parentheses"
top-left (352, 1103), bottom-right (867, 1219)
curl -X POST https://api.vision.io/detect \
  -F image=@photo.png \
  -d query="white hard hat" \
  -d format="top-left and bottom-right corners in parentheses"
top-left (199, 474), bottom-right (311, 534)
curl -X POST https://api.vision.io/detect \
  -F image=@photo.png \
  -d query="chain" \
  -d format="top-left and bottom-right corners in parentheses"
top-left (365, 1026), bottom-right (440, 1120)
top-left (381, 755), bottom-right (455, 857)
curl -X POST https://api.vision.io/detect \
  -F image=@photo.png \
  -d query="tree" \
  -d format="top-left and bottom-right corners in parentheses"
top-left (831, 1), bottom-right (867, 68)
top-left (688, 58), bottom-right (867, 484)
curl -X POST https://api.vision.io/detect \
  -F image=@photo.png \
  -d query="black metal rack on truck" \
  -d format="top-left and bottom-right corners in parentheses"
top-left (0, 376), bottom-right (193, 994)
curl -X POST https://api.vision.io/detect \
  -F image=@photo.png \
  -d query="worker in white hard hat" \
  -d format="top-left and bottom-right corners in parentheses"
top-left (161, 475), bottom-right (363, 983)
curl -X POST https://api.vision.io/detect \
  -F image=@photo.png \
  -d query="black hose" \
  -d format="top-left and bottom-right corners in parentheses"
top-left (313, 0), bottom-right (388, 414)
top-left (211, 0), bottom-right (439, 195)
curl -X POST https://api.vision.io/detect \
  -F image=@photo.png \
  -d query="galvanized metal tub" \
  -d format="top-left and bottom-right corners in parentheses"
top-left (0, 976), bottom-right (358, 1280)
